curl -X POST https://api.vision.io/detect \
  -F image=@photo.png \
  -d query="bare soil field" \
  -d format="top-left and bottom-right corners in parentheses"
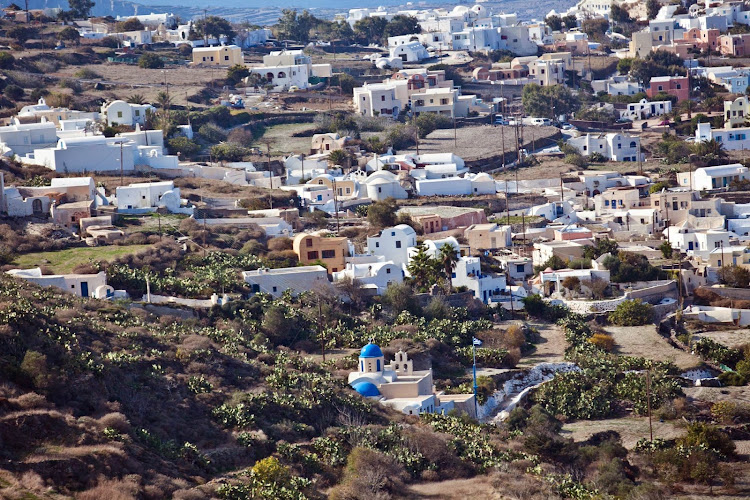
top-left (257, 122), bottom-right (319, 155)
top-left (684, 385), bottom-right (750, 406)
top-left (692, 328), bottom-right (750, 349)
top-left (603, 325), bottom-right (702, 371)
top-left (516, 322), bottom-right (567, 368)
top-left (562, 416), bottom-right (686, 449)
top-left (401, 124), bottom-right (559, 162)
top-left (53, 63), bottom-right (219, 108)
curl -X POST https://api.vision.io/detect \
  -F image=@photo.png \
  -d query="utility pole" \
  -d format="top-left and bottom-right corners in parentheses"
top-left (500, 120), bottom-right (506, 168)
top-left (300, 153), bottom-right (305, 184)
top-left (559, 173), bottom-right (564, 205)
top-left (266, 141), bottom-right (273, 209)
top-left (646, 369), bottom-right (653, 443)
top-left (453, 114), bottom-right (457, 149)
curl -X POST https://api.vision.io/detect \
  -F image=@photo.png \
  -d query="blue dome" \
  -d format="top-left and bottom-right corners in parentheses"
top-left (353, 381), bottom-right (380, 397)
top-left (360, 343), bottom-right (383, 358)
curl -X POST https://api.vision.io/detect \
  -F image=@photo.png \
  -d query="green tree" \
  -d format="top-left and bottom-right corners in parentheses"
top-left (5, 84), bottom-right (23, 101)
top-left (608, 299), bottom-right (653, 326)
top-left (126, 93), bottom-right (145, 104)
top-left (194, 16), bottom-right (236, 43)
top-left (337, 73), bottom-right (356, 95)
top-left (381, 281), bottom-right (420, 315)
top-left (115, 17), bottom-right (144, 32)
top-left (426, 63), bottom-right (464, 87)
top-left (437, 242), bottom-right (459, 293)
top-left (717, 265), bottom-right (750, 288)
top-left (68, 0), bottom-right (94, 18)
top-left (138, 52), bottom-right (164, 69)
top-left (383, 15), bottom-right (421, 39)
top-left (226, 64), bottom-right (250, 86)
top-left (563, 15), bottom-right (578, 29)
top-left (318, 20), bottom-right (355, 43)
top-left (646, 0), bottom-right (661, 20)
top-left (649, 181), bottom-right (671, 193)
top-left (659, 240), bottom-right (673, 259)
top-left (211, 143), bottom-right (250, 162)
top-left (326, 149), bottom-right (349, 168)
top-left (7, 26), bottom-right (35, 46)
top-left (168, 136), bottom-right (201, 159)
top-left (275, 9), bottom-right (317, 43)
top-left (545, 15), bottom-right (563, 32)
top-left (610, 4), bottom-right (632, 23)
top-left (353, 17), bottom-right (388, 45)
top-left (0, 52), bottom-right (15, 69)
top-left (617, 58), bottom-right (633, 75)
top-left (407, 243), bottom-right (440, 291)
top-left (692, 138), bottom-right (726, 161)
top-left (522, 83), bottom-right (581, 119)
top-left (58, 26), bottom-right (80, 45)
top-left (367, 198), bottom-right (398, 228)
top-left (581, 18), bottom-right (609, 40)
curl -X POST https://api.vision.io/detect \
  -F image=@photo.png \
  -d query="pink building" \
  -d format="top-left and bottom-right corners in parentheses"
top-left (646, 76), bottom-right (689, 102)
top-left (719, 33), bottom-right (750, 56)
top-left (681, 28), bottom-right (720, 51)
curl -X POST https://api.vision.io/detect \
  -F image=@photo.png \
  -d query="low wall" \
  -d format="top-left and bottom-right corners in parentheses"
top-left (415, 290), bottom-right (477, 308)
top-left (697, 286), bottom-right (750, 301)
top-left (551, 280), bottom-right (678, 315)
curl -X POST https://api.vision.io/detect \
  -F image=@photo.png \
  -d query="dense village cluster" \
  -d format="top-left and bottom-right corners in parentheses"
top-left (2, 0), bottom-right (750, 498)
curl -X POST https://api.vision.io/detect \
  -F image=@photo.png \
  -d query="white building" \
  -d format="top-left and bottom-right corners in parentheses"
top-left (0, 120), bottom-right (58, 156)
top-left (389, 41), bottom-right (430, 63)
top-left (367, 224), bottom-right (418, 270)
top-left (453, 255), bottom-right (507, 303)
top-left (620, 98), bottom-right (673, 121)
top-left (566, 133), bottom-right (641, 162)
top-left (696, 122), bottom-right (750, 151)
top-left (247, 50), bottom-right (332, 91)
top-left (666, 226), bottom-right (733, 259)
top-left (23, 136), bottom-right (136, 173)
top-left (414, 172), bottom-right (496, 196)
top-left (242, 265), bottom-right (332, 298)
top-left (116, 181), bottom-right (190, 213)
top-left (353, 83), bottom-right (401, 118)
top-left (333, 261), bottom-right (404, 294)
top-left (362, 171), bottom-right (408, 201)
top-left (6, 268), bottom-right (110, 298)
top-left (101, 100), bottom-right (155, 127)
top-left (677, 163), bottom-right (749, 191)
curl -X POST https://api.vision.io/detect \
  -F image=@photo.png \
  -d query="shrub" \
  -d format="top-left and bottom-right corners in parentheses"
top-left (589, 332), bottom-right (615, 352)
top-left (564, 153), bottom-right (588, 168)
top-left (139, 53), bottom-right (164, 69)
top-left (210, 143), bottom-right (250, 162)
top-left (198, 123), bottom-right (228, 144)
top-left (20, 350), bottom-right (51, 389)
top-left (608, 299), bottom-right (653, 326)
top-left (5, 84), bottom-right (23, 100)
top-left (74, 68), bottom-right (100, 79)
top-left (0, 51), bottom-right (15, 69)
top-left (168, 136), bottom-right (201, 159)
top-left (711, 401), bottom-right (747, 424)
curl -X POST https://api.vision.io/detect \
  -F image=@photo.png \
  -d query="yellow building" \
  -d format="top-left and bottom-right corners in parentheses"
top-left (293, 232), bottom-right (349, 273)
top-left (191, 45), bottom-right (243, 66)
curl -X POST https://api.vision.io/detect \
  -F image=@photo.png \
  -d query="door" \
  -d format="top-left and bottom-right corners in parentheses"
top-left (80, 281), bottom-right (88, 298)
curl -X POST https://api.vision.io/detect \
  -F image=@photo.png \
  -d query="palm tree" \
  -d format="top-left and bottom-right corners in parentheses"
top-left (437, 243), bottom-right (459, 294)
top-left (679, 99), bottom-right (696, 120)
top-left (407, 243), bottom-right (439, 292)
top-left (327, 149), bottom-right (348, 168)
top-left (127, 93), bottom-right (145, 105)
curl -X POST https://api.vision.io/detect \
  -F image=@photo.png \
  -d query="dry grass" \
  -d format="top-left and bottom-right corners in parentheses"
top-left (406, 475), bottom-right (503, 499)
top-left (515, 322), bottom-right (567, 368)
top-left (561, 416), bottom-right (686, 449)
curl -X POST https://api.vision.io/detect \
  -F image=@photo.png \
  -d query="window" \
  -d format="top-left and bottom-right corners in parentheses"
top-left (381, 95), bottom-right (385, 101)
top-left (135, 110), bottom-right (140, 117)
top-left (617, 143), bottom-right (622, 149)
top-left (306, 238), bottom-right (313, 247)
top-left (224, 56), bottom-right (229, 61)
top-left (395, 241), bottom-right (402, 248)
top-left (386, 268), bottom-right (391, 274)
top-left (321, 249), bottom-right (336, 259)
top-left (307, 251), bottom-right (319, 259)
top-left (117, 111), bottom-right (123, 118)
top-left (375, 242), bottom-right (379, 248)
top-left (516, 264), bottom-right (525, 273)
top-left (272, 286), bottom-right (277, 292)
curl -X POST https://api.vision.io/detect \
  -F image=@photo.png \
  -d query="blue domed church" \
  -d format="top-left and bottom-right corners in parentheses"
top-left (348, 342), bottom-right (476, 417)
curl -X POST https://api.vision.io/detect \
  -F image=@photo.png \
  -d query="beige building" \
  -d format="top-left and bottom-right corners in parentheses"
top-left (724, 95), bottom-right (749, 128)
top-left (464, 223), bottom-right (512, 254)
top-left (51, 200), bottom-right (93, 230)
top-left (192, 45), bottom-right (242, 66)
top-left (293, 232), bottom-right (350, 273)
